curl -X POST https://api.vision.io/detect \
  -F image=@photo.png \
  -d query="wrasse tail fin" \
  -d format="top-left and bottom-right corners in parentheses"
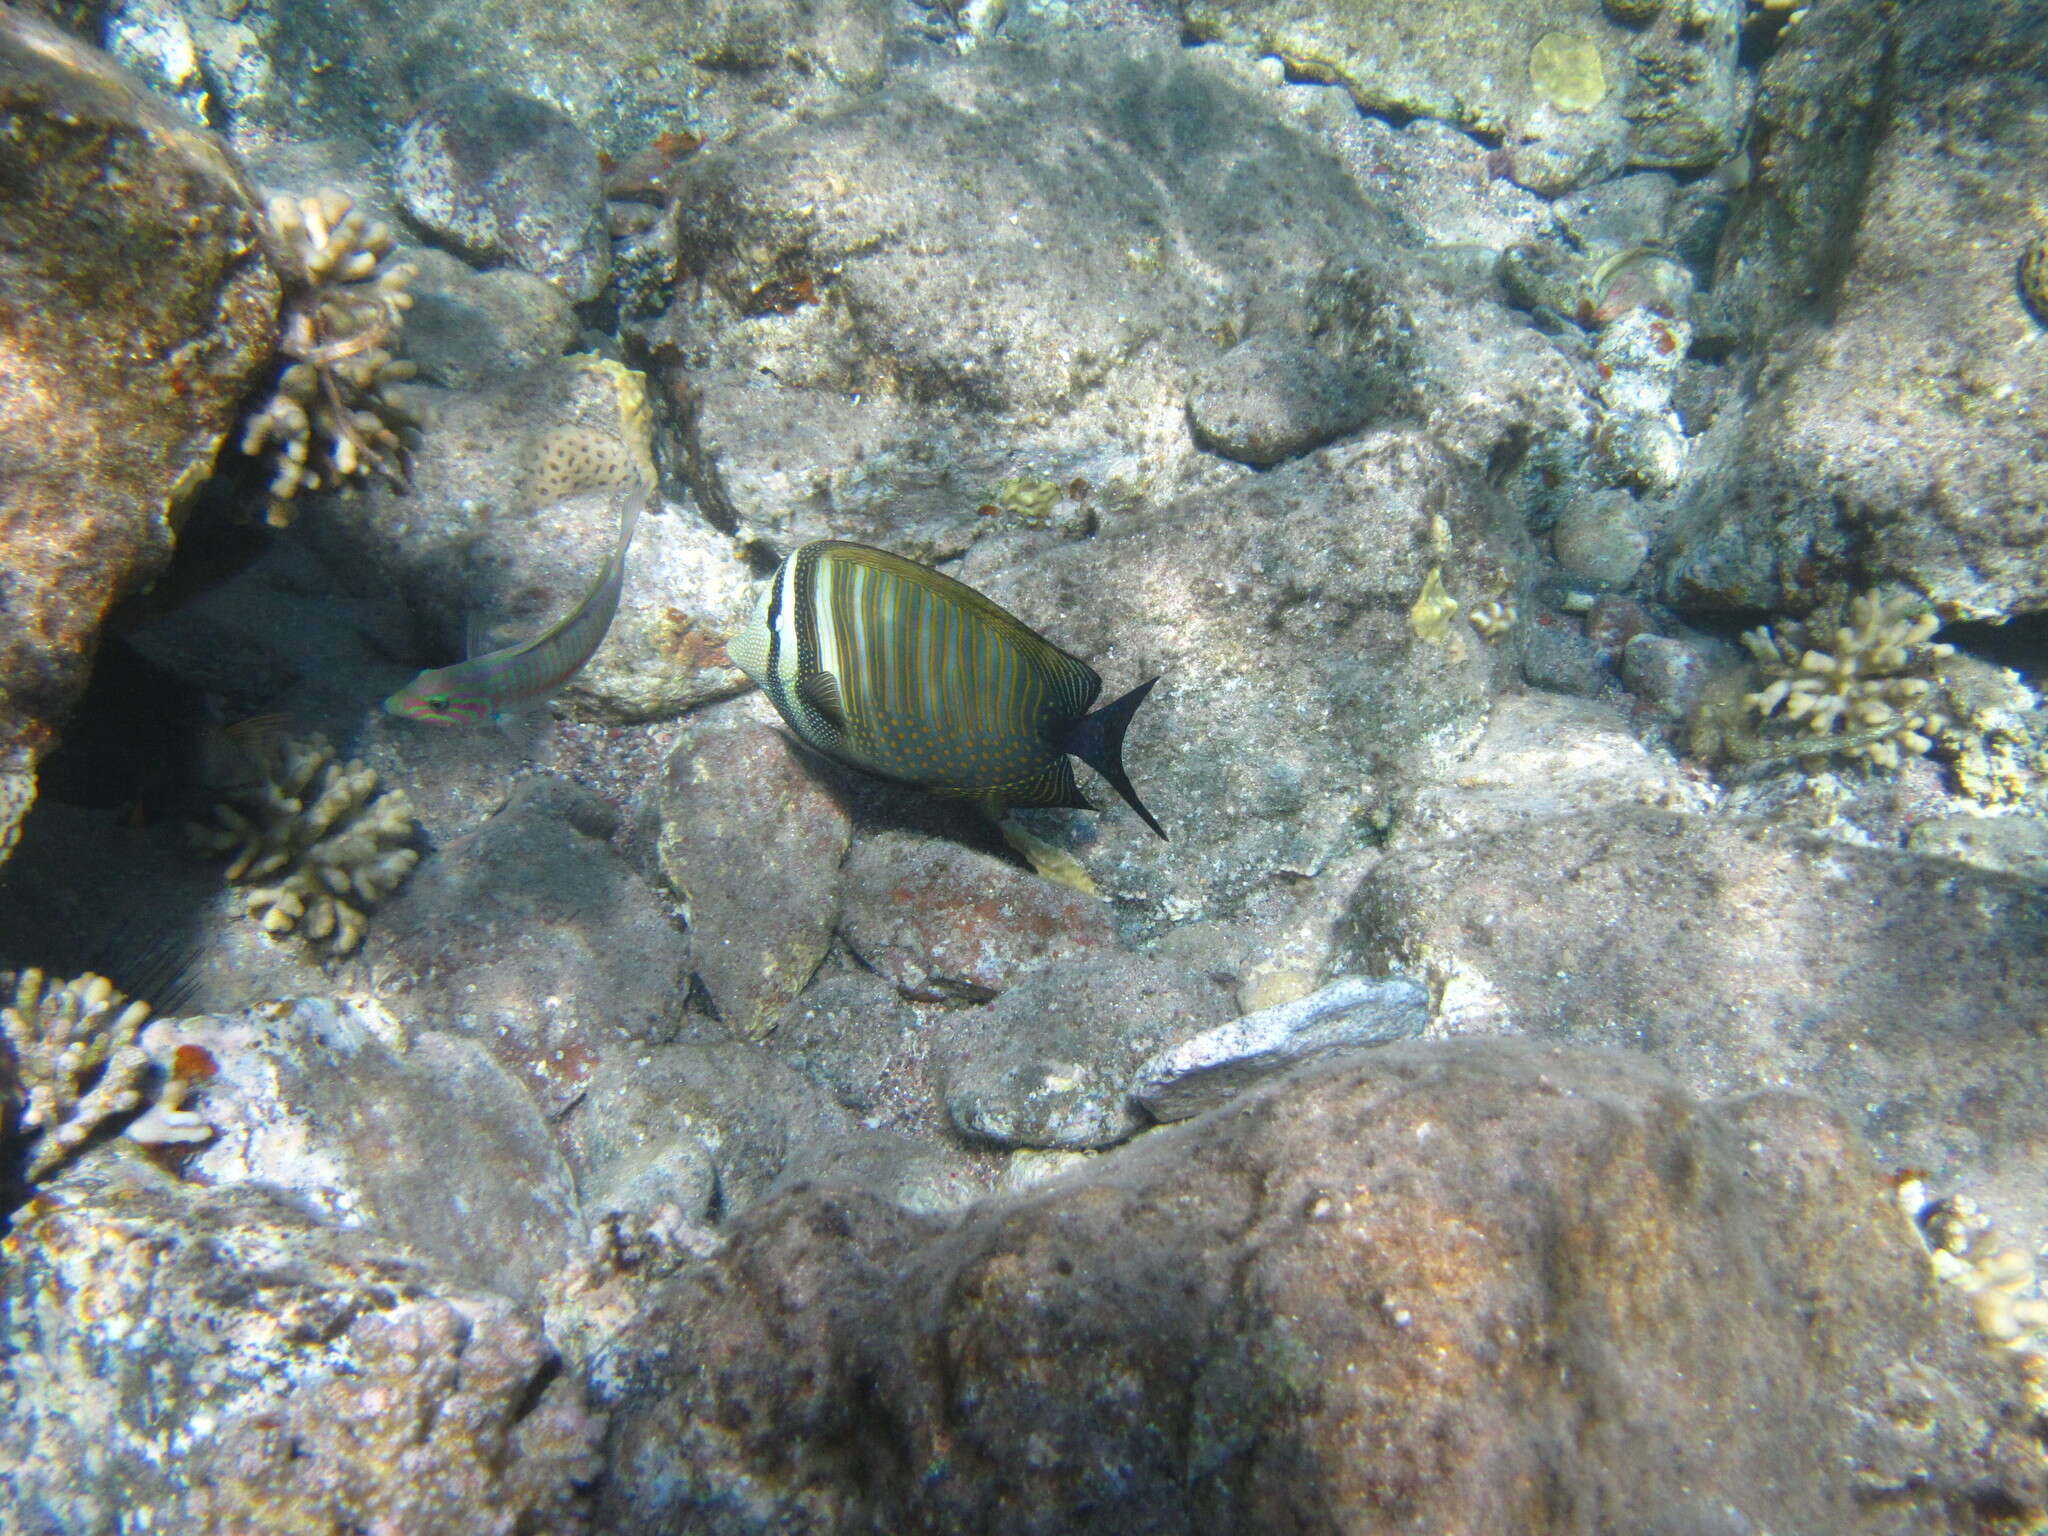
top-left (1057, 676), bottom-right (1166, 840)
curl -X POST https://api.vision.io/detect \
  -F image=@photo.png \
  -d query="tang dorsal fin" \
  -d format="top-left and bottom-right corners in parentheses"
top-left (799, 668), bottom-right (847, 731)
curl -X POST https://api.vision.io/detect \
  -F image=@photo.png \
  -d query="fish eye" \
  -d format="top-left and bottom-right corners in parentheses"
top-left (425, 693), bottom-right (451, 710)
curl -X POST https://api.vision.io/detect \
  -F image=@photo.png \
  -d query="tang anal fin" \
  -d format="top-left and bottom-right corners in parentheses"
top-left (1058, 677), bottom-right (1167, 840)
top-left (1006, 756), bottom-right (1094, 812)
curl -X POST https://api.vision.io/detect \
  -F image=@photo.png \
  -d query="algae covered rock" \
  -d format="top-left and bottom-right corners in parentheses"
top-left (594, 1040), bottom-right (2045, 1532)
top-left (0, 9), bottom-right (276, 861)
top-left (396, 79), bottom-right (612, 302)
top-left (1345, 805), bottom-right (2048, 1264)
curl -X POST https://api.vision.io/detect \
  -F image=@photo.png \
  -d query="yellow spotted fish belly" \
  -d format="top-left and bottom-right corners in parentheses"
top-left (732, 541), bottom-right (1102, 809)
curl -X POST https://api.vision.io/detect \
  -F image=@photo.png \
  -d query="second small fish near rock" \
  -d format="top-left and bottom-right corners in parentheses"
top-left (729, 540), bottom-right (1166, 838)
top-left (384, 489), bottom-right (644, 727)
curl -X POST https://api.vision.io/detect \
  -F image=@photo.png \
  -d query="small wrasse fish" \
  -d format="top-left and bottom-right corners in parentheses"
top-left (728, 539), bottom-right (1166, 838)
top-left (384, 490), bottom-right (643, 726)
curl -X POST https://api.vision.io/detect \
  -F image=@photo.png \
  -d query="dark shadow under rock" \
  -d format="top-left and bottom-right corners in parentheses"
top-left (592, 1039), bottom-right (2044, 1534)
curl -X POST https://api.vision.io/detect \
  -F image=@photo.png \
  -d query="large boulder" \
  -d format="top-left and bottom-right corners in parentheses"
top-left (1345, 805), bottom-right (2048, 1258)
top-left (0, 10), bottom-right (277, 861)
top-left (594, 1040), bottom-right (2045, 1533)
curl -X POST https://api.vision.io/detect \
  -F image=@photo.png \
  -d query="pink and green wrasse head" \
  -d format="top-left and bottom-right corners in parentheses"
top-left (383, 667), bottom-right (497, 725)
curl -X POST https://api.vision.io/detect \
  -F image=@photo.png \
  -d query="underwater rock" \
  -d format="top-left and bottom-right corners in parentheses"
top-left (1347, 805), bottom-right (2048, 1265)
top-left (367, 775), bottom-right (690, 1117)
top-left (1395, 690), bottom-right (1704, 844)
top-left (396, 79), bottom-right (612, 301)
top-left (654, 717), bottom-right (851, 1041)
top-left (1552, 489), bottom-right (1650, 587)
top-left (1184, 334), bottom-right (1381, 469)
top-left (770, 971), bottom-right (926, 1123)
top-left (0, 10), bottom-right (276, 864)
top-left (837, 831), bottom-right (1121, 1001)
top-left (1908, 813), bottom-right (2048, 882)
top-left (932, 954), bottom-right (1233, 1150)
top-left (1131, 972), bottom-right (1428, 1122)
top-left (563, 1039), bottom-right (856, 1227)
top-left (401, 246), bottom-right (577, 390)
top-left (593, 1039), bottom-right (2045, 1533)
top-left (644, 41), bottom-right (1408, 552)
top-left (168, 994), bottom-right (583, 1301)
top-left (954, 429), bottom-right (1532, 929)
top-left (0, 1156), bottom-right (602, 1534)
top-left (1620, 631), bottom-right (1714, 720)
top-left (1177, 0), bottom-right (1742, 192)
top-left (1667, 0), bottom-right (2048, 619)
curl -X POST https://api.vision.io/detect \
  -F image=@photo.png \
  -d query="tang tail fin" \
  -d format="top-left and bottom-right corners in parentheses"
top-left (1058, 676), bottom-right (1167, 840)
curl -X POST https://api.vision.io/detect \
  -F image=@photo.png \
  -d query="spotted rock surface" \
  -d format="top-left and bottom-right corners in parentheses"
top-left (1177, 0), bottom-right (1743, 192)
top-left (1347, 805), bottom-right (2048, 1262)
top-left (1662, 0), bottom-right (2048, 620)
top-left (594, 1040), bottom-right (2043, 1533)
top-left (933, 953), bottom-right (1233, 1149)
top-left (368, 775), bottom-right (690, 1117)
top-left (0, 1157), bottom-right (603, 1535)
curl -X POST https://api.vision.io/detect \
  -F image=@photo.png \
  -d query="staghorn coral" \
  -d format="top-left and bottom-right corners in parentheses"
top-left (1896, 1175), bottom-right (2048, 1414)
top-left (190, 733), bottom-right (419, 956)
top-left (0, 969), bottom-right (212, 1182)
top-left (242, 190), bottom-right (419, 528)
top-left (1733, 590), bottom-right (1954, 771)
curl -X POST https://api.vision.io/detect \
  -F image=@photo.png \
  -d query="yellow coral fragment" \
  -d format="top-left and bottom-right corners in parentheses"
top-left (1409, 567), bottom-right (1460, 645)
top-left (1529, 33), bottom-right (1606, 114)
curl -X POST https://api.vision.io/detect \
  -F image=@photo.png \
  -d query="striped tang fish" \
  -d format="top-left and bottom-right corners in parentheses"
top-left (383, 489), bottom-right (643, 726)
top-left (728, 540), bottom-right (1166, 838)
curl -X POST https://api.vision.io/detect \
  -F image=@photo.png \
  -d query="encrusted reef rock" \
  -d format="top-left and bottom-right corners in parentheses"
top-left (837, 831), bottom-right (1121, 1000)
top-left (167, 994), bottom-right (586, 1301)
top-left (933, 954), bottom-right (1234, 1149)
top-left (1346, 805), bottom-right (2048, 1263)
top-left (1177, 0), bottom-right (1744, 193)
top-left (396, 79), bottom-right (612, 302)
top-left (0, 1156), bottom-right (603, 1535)
top-left (1662, 0), bottom-right (2048, 619)
top-left (594, 1040), bottom-right (2045, 1533)
top-left (0, 10), bottom-right (276, 860)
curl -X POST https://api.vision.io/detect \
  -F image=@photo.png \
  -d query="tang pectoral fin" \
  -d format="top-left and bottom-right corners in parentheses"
top-left (798, 668), bottom-right (849, 732)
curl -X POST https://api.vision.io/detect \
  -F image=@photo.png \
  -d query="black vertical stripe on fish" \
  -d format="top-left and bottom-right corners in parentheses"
top-left (727, 539), bottom-right (1167, 837)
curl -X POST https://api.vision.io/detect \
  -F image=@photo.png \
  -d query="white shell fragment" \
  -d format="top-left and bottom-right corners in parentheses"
top-left (1131, 974), bottom-right (1429, 1122)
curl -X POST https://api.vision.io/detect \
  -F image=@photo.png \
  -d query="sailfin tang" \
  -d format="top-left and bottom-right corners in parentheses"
top-left (1057, 676), bottom-right (1166, 839)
